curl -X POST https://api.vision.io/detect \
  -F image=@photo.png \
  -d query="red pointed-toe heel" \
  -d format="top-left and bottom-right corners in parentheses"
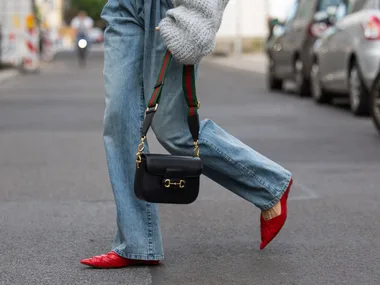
top-left (260, 178), bottom-right (293, 250)
top-left (80, 252), bottom-right (160, 269)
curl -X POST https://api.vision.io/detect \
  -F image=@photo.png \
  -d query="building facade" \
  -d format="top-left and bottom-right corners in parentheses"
top-left (36, 0), bottom-right (64, 29)
top-left (215, 0), bottom-right (294, 54)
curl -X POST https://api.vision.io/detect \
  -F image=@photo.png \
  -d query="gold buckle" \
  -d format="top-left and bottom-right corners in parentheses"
top-left (164, 179), bottom-right (185, 188)
top-left (136, 136), bottom-right (146, 168)
top-left (197, 101), bottom-right (200, 108)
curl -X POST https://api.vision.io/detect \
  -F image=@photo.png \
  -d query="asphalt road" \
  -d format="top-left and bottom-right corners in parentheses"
top-left (1, 51), bottom-right (380, 285)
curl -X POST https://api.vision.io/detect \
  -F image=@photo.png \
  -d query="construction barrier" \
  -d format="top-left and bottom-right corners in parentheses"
top-left (0, 1), bottom-right (40, 72)
top-left (23, 25), bottom-right (40, 71)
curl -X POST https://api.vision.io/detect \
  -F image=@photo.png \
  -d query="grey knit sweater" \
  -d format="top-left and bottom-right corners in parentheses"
top-left (159, 0), bottom-right (230, 65)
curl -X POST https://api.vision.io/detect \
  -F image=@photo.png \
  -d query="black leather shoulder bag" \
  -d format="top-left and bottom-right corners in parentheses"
top-left (134, 50), bottom-right (203, 204)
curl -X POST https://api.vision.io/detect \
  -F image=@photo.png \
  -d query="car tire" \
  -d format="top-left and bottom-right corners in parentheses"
top-left (267, 57), bottom-right (283, 91)
top-left (370, 75), bottom-right (380, 135)
top-left (294, 58), bottom-right (310, 97)
top-left (310, 61), bottom-right (331, 104)
top-left (348, 62), bottom-right (370, 116)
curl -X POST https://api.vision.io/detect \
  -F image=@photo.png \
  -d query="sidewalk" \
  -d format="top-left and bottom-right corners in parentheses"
top-left (1, 52), bottom-right (267, 85)
top-left (0, 69), bottom-right (19, 84)
top-left (204, 52), bottom-right (268, 74)
top-left (0, 60), bottom-right (53, 85)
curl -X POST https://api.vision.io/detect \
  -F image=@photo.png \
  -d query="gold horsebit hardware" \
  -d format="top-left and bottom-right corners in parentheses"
top-left (164, 179), bottom-right (185, 189)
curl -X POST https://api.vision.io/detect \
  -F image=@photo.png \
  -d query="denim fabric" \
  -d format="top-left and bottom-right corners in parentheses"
top-left (101, 0), bottom-right (292, 261)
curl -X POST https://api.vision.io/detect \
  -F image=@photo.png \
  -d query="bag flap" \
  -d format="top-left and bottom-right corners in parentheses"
top-left (143, 154), bottom-right (202, 177)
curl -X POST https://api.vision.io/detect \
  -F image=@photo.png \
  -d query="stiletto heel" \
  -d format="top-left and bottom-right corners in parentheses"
top-left (260, 179), bottom-right (293, 250)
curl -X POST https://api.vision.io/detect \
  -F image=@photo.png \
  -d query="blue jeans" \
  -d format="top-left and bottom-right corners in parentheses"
top-left (101, 0), bottom-right (292, 261)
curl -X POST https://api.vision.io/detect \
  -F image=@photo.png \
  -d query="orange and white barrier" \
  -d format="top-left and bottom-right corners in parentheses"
top-left (21, 14), bottom-right (40, 72)
top-left (6, 33), bottom-right (18, 66)
top-left (1, 1), bottom-right (42, 70)
top-left (22, 27), bottom-right (40, 71)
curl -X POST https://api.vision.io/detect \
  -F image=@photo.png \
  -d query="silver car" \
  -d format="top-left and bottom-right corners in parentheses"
top-left (311, 0), bottom-right (380, 116)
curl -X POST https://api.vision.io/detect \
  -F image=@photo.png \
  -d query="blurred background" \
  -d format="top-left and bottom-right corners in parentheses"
top-left (0, 0), bottom-right (294, 65)
top-left (0, 0), bottom-right (106, 68)
top-left (1, 1), bottom-right (380, 285)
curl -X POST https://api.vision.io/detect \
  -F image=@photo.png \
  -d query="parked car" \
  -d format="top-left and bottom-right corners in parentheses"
top-left (311, 0), bottom-right (380, 116)
top-left (370, 72), bottom-right (380, 134)
top-left (266, 0), bottom-right (343, 96)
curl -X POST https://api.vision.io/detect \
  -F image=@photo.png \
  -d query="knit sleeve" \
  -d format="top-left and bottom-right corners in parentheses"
top-left (158, 0), bottom-right (230, 65)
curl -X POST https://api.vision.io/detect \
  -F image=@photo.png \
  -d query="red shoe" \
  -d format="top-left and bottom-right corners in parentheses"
top-left (80, 252), bottom-right (160, 269)
top-left (260, 179), bottom-right (293, 250)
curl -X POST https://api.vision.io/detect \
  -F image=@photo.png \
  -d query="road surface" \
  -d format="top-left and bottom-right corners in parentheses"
top-left (0, 51), bottom-right (379, 285)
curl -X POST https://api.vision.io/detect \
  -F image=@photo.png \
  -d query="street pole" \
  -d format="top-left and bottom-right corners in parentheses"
top-left (234, 0), bottom-right (242, 56)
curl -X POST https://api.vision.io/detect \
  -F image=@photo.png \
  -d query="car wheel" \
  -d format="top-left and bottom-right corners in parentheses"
top-left (267, 57), bottom-right (283, 91)
top-left (310, 61), bottom-right (331, 104)
top-left (349, 63), bottom-right (370, 116)
top-left (294, 58), bottom-right (310, 97)
top-left (370, 75), bottom-right (380, 135)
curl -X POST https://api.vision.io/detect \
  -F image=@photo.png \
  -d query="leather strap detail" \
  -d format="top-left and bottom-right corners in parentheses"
top-left (140, 50), bottom-right (200, 144)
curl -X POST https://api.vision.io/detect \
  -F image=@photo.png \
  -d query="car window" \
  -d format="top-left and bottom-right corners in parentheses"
top-left (348, 0), bottom-right (367, 13)
top-left (335, 1), bottom-right (349, 20)
top-left (297, 0), bottom-right (316, 20)
top-left (284, 0), bottom-right (300, 26)
top-left (318, 0), bottom-right (344, 11)
top-left (363, 0), bottom-right (379, 8)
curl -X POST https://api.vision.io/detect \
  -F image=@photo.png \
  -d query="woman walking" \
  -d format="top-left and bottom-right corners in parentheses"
top-left (80, 0), bottom-right (293, 269)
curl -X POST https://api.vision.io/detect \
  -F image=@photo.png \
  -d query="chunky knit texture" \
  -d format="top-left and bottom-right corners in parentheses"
top-left (158, 0), bottom-right (230, 65)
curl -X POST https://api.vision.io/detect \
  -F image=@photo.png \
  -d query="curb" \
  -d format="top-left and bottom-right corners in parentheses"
top-left (0, 59), bottom-right (52, 85)
top-left (0, 69), bottom-right (19, 84)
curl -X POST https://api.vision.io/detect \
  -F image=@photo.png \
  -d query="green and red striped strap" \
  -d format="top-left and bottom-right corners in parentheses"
top-left (183, 65), bottom-right (198, 116)
top-left (148, 50), bottom-right (173, 108)
top-left (141, 50), bottom-right (200, 144)
top-left (147, 50), bottom-right (199, 115)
